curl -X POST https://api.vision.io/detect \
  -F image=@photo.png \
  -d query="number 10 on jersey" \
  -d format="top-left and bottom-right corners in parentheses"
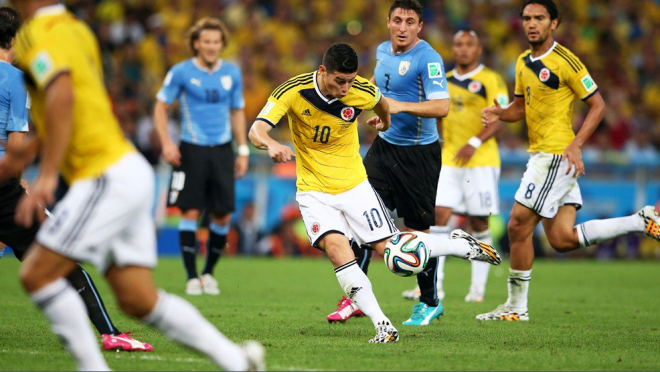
top-left (313, 125), bottom-right (330, 144)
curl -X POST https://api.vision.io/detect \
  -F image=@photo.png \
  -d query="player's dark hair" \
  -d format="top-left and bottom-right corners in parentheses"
top-left (388, 0), bottom-right (423, 23)
top-left (187, 17), bottom-right (229, 56)
top-left (521, 0), bottom-right (561, 27)
top-left (322, 43), bottom-right (358, 74)
top-left (0, 7), bottom-right (21, 51)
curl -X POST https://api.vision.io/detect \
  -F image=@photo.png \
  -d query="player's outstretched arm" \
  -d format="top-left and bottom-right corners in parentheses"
top-left (367, 95), bottom-right (391, 132)
top-left (0, 132), bottom-right (33, 182)
top-left (230, 108), bottom-right (249, 178)
top-left (385, 97), bottom-right (449, 118)
top-left (482, 96), bottom-right (525, 126)
top-left (153, 100), bottom-right (181, 166)
top-left (248, 120), bottom-right (295, 163)
top-left (563, 91), bottom-right (606, 178)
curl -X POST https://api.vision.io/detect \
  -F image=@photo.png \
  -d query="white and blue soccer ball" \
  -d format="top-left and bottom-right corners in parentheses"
top-left (383, 232), bottom-right (429, 277)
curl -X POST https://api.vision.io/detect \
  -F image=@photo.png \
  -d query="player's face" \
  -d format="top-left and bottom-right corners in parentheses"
top-left (452, 33), bottom-right (482, 67)
top-left (387, 8), bottom-right (423, 52)
top-left (521, 4), bottom-right (558, 46)
top-left (194, 29), bottom-right (223, 66)
top-left (319, 66), bottom-right (357, 99)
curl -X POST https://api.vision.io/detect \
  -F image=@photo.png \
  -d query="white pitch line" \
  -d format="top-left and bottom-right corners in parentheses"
top-left (0, 349), bottom-right (330, 371)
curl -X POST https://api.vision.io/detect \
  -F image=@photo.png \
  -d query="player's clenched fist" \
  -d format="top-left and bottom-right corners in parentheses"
top-left (268, 143), bottom-right (295, 163)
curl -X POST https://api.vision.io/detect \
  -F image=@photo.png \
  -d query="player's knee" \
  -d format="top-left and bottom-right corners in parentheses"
top-left (117, 294), bottom-right (152, 318)
top-left (434, 206), bottom-right (451, 226)
top-left (211, 213), bottom-right (230, 226)
top-left (547, 234), bottom-right (578, 252)
top-left (19, 261), bottom-right (47, 293)
top-left (507, 217), bottom-right (525, 241)
top-left (181, 209), bottom-right (200, 221)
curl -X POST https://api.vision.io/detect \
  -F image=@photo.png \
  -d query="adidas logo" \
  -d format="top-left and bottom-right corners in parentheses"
top-left (301, 109), bottom-right (312, 116)
top-left (349, 286), bottom-right (362, 299)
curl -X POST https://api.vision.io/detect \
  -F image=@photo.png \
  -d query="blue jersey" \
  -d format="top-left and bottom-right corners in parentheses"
top-left (374, 40), bottom-right (449, 146)
top-left (0, 62), bottom-right (29, 159)
top-left (157, 58), bottom-right (244, 146)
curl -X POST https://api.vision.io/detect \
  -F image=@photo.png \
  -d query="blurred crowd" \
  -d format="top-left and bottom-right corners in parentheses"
top-left (56, 0), bottom-right (660, 162)
top-left (22, 0), bottom-right (659, 259)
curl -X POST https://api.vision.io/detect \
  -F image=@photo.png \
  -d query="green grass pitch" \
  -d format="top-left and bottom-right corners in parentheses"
top-left (1, 256), bottom-right (659, 371)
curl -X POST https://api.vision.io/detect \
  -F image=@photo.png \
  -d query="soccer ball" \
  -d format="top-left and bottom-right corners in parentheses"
top-left (383, 233), bottom-right (429, 277)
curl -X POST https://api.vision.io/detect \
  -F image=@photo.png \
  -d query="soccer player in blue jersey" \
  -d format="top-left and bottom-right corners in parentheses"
top-left (0, 6), bottom-right (152, 352)
top-left (154, 17), bottom-right (248, 295)
top-left (327, 0), bottom-right (451, 326)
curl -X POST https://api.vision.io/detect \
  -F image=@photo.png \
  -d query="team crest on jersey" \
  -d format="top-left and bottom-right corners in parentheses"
top-left (311, 222), bottom-right (320, 235)
top-left (468, 81), bottom-right (482, 93)
top-left (221, 75), bottom-right (232, 90)
top-left (399, 61), bottom-right (411, 76)
top-left (341, 106), bottom-right (355, 121)
top-left (539, 68), bottom-right (551, 82)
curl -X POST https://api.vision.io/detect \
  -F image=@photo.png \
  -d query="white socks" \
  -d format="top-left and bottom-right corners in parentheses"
top-left (30, 278), bottom-right (110, 371)
top-left (471, 230), bottom-right (492, 290)
top-left (429, 226), bottom-right (450, 291)
top-left (335, 260), bottom-right (390, 328)
top-left (506, 269), bottom-right (531, 311)
top-left (418, 229), bottom-right (471, 258)
top-left (576, 214), bottom-right (645, 248)
top-left (143, 291), bottom-right (248, 371)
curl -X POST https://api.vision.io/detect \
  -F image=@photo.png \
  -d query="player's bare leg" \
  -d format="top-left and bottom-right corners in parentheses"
top-left (477, 203), bottom-right (539, 321)
top-left (20, 244), bottom-right (110, 370)
top-left (106, 265), bottom-right (263, 370)
top-left (320, 233), bottom-right (398, 343)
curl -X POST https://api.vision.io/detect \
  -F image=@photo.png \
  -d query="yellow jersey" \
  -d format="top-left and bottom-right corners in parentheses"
top-left (514, 42), bottom-right (599, 155)
top-left (14, 5), bottom-right (134, 183)
top-left (443, 65), bottom-right (509, 168)
top-left (257, 71), bottom-right (381, 194)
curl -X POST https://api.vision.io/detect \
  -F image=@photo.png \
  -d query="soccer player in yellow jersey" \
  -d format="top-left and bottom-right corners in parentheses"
top-left (478, 0), bottom-right (660, 322)
top-left (250, 43), bottom-right (501, 343)
top-left (2, 1), bottom-right (263, 370)
top-left (404, 29), bottom-right (509, 304)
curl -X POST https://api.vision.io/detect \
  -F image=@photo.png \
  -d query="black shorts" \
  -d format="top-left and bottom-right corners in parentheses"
top-left (167, 141), bottom-right (235, 214)
top-left (0, 179), bottom-right (39, 261)
top-left (364, 136), bottom-right (442, 230)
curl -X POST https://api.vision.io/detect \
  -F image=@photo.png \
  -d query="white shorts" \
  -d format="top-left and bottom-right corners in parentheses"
top-left (37, 152), bottom-right (157, 273)
top-left (296, 180), bottom-right (399, 247)
top-left (435, 166), bottom-right (500, 216)
top-left (514, 152), bottom-right (582, 219)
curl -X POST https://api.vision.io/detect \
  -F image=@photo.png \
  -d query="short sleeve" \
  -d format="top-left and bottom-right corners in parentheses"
top-left (25, 38), bottom-right (71, 91)
top-left (419, 50), bottom-right (449, 101)
top-left (231, 68), bottom-right (245, 110)
top-left (565, 57), bottom-right (599, 100)
top-left (7, 74), bottom-right (30, 133)
top-left (256, 94), bottom-right (291, 127)
top-left (156, 66), bottom-right (184, 104)
top-left (353, 77), bottom-right (381, 111)
top-left (487, 72), bottom-right (509, 107)
top-left (514, 57), bottom-right (524, 97)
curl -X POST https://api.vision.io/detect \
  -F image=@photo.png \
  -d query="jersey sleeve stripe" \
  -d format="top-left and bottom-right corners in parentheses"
top-left (581, 87), bottom-right (599, 101)
top-left (352, 85), bottom-right (376, 97)
top-left (256, 117), bottom-right (277, 127)
top-left (553, 48), bottom-right (581, 73)
top-left (274, 78), bottom-right (313, 99)
top-left (555, 45), bottom-right (582, 67)
top-left (354, 81), bottom-right (376, 92)
top-left (272, 73), bottom-right (313, 98)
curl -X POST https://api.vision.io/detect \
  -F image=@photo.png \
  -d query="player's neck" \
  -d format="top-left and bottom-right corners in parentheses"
top-left (315, 71), bottom-right (334, 100)
top-left (18, 1), bottom-right (59, 19)
top-left (529, 37), bottom-right (555, 58)
top-left (392, 37), bottom-right (420, 55)
top-left (455, 62), bottom-right (481, 76)
top-left (193, 56), bottom-right (221, 72)
top-left (0, 49), bottom-right (11, 64)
